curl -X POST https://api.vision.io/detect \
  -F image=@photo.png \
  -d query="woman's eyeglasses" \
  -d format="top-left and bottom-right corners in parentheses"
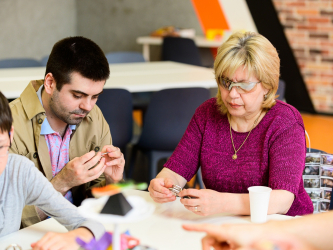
top-left (218, 76), bottom-right (261, 94)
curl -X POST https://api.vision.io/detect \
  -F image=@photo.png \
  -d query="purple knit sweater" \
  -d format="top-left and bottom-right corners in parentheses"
top-left (165, 98), bottom-right (313, 216)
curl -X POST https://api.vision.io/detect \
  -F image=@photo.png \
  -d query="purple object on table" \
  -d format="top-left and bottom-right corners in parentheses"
top-left (164, 98), bottom-right (313, 216)
top-left (76, 232), bottom-right (112, 250)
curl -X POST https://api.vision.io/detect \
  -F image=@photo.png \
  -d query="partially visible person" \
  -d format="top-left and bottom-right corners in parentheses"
top-left (183, 211), bottom-right (333, 250)
top-left (0, 91), bottom-right (104, 249)
top-left (9, 36), bottom-right (125, 227)
top-left (148, 31), bottom-right (312, 216)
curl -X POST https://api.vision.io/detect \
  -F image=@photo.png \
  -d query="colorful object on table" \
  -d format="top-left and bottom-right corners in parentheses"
top-left (101, 193), bottom-right (133, 216)
top-left (92, 181), bottom-right (148, 198)
top-left (76, 231), bottom-right (140, 250)
top-left (76, 232), bottom-right (112, 250)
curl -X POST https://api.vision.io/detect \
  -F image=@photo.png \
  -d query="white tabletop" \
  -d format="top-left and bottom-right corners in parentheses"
top-left (136, 36), bottom-right (224, 48)
top-left (0, 190), bottom-right (292, 250)
top-left (0, 61), bottom-right (216, 99)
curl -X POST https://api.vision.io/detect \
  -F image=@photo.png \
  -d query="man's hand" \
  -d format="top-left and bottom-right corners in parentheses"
top-left (101, 145), bottom-right (125, 183)
top-left (31, 228), bottom-right (93, 250)
top-left (51, 151), bottom-right (106, 194)
top-left (148, 177), bottom-right (176, 203)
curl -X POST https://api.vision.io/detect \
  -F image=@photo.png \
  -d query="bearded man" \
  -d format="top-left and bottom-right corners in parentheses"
top-left (9, 36), bottom-right (125, 227)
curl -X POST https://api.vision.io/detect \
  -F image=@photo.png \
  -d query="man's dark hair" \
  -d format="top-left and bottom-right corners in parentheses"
top-left (0, 91), bottom-right (13, 134)
top-left (45, 36), bottom-right (110, 91)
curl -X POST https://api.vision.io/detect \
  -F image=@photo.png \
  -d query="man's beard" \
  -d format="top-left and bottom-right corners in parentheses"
top-left (49, 92), bottom-right (89, 125)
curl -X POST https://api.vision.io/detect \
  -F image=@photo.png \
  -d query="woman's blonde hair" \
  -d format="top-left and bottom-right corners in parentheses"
top-left (214, 31), bottom-right (280, 114)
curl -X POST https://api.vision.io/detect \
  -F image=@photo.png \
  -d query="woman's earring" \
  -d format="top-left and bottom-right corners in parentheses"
top-left (264, 94), bottom-right (268, 100)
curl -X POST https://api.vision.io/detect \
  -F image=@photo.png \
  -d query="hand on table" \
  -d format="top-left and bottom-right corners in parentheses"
top-left (183, 223), bottom-right (315, 250)
top-left (148, 177), bottom-right (177, 203)
top-left (101, 145), bottom-right (125, 183)
top-left (179, 189), bottom-right (227, 216)
top-left (31, 228), bottom-right (93, 250)
top-left (182, 223), bottom-right (263, 250)
top-left (51, 150), bottom-right (106, 194)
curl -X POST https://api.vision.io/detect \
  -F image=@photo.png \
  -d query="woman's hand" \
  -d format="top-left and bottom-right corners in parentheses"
top-left (31, 228), bottom-right (93, 250)
top-left (148, 177), bottom-right (177, 203)
top-left (179, 189), bottom-right (228, 216)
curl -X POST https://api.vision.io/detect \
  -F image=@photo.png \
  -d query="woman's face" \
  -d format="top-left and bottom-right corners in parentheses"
top-left (219, 66), bottom-right (268, 119)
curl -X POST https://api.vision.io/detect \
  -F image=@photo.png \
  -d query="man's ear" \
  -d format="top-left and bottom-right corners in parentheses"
top-left (44, 73), bottom-right (57, 95)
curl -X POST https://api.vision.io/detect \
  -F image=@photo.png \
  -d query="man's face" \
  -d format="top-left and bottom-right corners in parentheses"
top-left (49, 72), bottom-right (105, 125)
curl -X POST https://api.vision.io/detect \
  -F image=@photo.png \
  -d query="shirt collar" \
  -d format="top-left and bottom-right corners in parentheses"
top-left (37, 84), bottom-right (76, 135)
top-left (40, 117), bottom-right (76, 135)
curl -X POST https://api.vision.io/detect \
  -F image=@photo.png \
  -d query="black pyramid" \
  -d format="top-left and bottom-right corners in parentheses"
top-left (100, 193), bottom-right (133, 216)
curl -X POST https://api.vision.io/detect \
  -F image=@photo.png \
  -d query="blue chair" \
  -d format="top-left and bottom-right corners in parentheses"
top-left (128, 88), bottom-right (210, 182)
top-left (40, 55), bottom-right (49, 66)
top-left (162, 37), bottom-right (202, 66)
top-left (0, 58), bottom-right (41, 68)
top-left (276, 79), bottom-right (286, 101)
top-left (96, 89), bottom-right (133, 161)
top-left (105, 52), bottom-right (145, 64)
top-left (105, 51), bottom-right (151, 115)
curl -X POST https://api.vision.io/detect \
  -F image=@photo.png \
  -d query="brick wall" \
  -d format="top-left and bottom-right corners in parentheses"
top-left (272, 0), bottom-right (333, 113)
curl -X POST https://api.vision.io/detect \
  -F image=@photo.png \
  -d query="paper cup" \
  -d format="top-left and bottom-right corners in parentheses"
top-left (248, 186), bottom-right (272, 223)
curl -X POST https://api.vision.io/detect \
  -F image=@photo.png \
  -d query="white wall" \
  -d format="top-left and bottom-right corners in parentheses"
top-left (76, 0), bottom-right (203, 61)
top-left (0, 0), bottom-right (76, 60)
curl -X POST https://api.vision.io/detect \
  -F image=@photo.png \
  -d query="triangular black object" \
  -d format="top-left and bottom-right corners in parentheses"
top-left (100, 193), bottom-right (133, 216)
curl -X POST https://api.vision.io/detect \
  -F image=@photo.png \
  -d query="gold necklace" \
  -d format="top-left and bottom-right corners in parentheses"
top-left (229, 110), bottom-right (263, 160)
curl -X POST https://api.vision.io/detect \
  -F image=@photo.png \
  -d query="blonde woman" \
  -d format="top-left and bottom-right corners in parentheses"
top-left (148, 32), bottom-right (312, 216)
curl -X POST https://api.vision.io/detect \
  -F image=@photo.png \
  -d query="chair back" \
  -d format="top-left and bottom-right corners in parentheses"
top-left (137, 88), bottom-right (210, 151)
top-left (276, 79), bottom-right (286, 101)
top-left (105, 52), bottom-right (145, 64)
top-left (96, 89), bottom-right (133, 149)
top-left (0, 58), bottom-right (41, 68)
top-left (162, 37), bottom-right (202, 66)
top-left (40, 55), bottom-right (49, 66)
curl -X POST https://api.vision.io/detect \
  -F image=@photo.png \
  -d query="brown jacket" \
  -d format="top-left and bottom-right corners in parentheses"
top-left (9, 80), bottom-right (111, 227)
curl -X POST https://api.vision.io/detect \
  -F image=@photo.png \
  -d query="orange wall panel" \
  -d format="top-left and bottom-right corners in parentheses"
top-left (191, 0), bottom-right (229, 32)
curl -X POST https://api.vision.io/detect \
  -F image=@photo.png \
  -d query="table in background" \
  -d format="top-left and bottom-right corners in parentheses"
top-left (0, 190), bottom-right (292, 250)
top-left (0, 61), bottom-right (216, 99)
top-left (136, 36), bottom-right (224, 61)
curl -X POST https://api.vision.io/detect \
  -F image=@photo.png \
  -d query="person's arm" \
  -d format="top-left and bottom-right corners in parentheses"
top-left (178, 188), bottom-right (294, 216)
top-left (183, 211), bottom-right (333, 250)
top-left (148, 168), bottom-right (188, 203)
top-left (157, 168), bottom-right (188, 187)
top-left (23, 161), bottom-right (105, 239)
top-left (148, 106), bottom-right (206, 203)
top-left (50, 151), bottom-right (106, 195)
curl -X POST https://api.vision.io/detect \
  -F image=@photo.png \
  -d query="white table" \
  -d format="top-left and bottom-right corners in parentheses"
top-left (0, 62), bottom-right (216, 99)
top-left (136, 36), bottom-right (225, 61)
top-left (0, 190), bottom-right (292, 250)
